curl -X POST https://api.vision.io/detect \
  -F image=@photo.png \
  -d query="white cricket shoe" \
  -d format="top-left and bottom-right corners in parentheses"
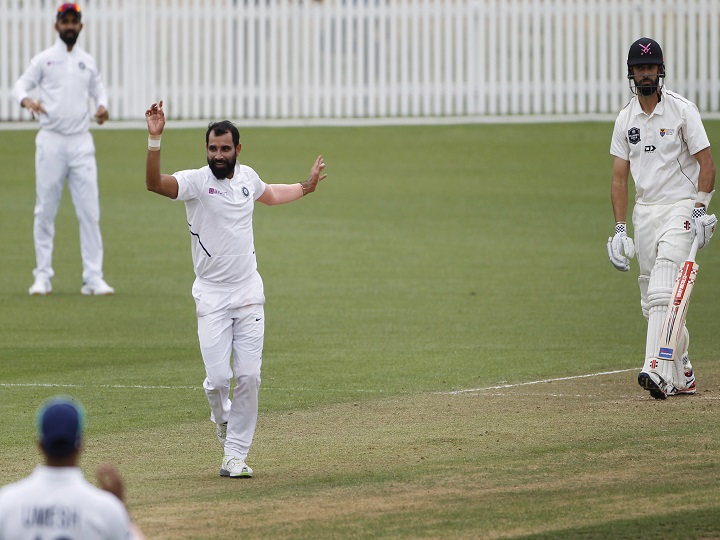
top-left (81, 279), bottom-right (115, 296)
top-left (29, 277), bottom-right (52, 296)
top-left (669, 355), bottom-right (696, 396)
top-left (220, 456), bottom-right (253, 478)
top-left (216, 422), bottom-right (227, 446)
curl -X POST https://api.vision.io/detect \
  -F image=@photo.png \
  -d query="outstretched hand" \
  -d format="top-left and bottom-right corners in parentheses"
top-left (301, 155), bottom-right (328, 196)
top-left (145, 101), bottom-right (165, 136)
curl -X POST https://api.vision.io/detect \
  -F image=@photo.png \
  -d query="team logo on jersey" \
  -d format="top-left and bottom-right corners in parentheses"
top-left (660, 128), bottom-right (674, 137)
top-left (242, 187), bottom-right (250, 197)
top-left (78, 62), bottom-right (86, 70)
top-left (628, 127), bottom-right (640, 145)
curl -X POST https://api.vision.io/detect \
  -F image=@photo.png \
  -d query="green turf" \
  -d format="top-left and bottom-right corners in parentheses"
top-left (1, 121), bottom-right (719, 538)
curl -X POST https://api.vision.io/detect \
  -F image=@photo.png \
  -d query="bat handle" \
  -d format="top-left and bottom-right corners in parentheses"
top-left (687, 235), bottom-right (700, 263)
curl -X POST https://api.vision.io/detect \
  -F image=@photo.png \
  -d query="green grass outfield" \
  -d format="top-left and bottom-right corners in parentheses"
top-left (1, 121), bottom-right (719, 539)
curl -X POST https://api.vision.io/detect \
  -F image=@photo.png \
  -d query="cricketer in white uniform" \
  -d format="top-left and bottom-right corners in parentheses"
top-left (144, 101), bottom-right (328, 477)
top-left (12, 3), bottom-right (114, 296)
top-left (0, 397), bottom-right (134, 540)
top-left (608, 37), bottom-right (717, 399)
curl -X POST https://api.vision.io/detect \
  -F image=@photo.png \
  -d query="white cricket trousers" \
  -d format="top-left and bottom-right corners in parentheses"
top-left (633, 200), bottom-right (693, 361)
top-left (33, 129), bottom-right (105, 283)
top-left (192, 278), bottom-right (265, 461)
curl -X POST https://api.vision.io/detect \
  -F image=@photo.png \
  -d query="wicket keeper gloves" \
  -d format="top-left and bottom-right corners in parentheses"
top-left (607, 223), bottom-right (635, 272)
top-left (691, 207), bottom-right (718, 250)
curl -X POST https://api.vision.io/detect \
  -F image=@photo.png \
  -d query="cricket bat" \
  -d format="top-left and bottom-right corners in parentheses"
top-left (655, 236), bottom-right (700, 390)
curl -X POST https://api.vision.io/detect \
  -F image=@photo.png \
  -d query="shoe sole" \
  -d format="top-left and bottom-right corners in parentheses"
top-left (638, 372), bottom-right (667, 400)
top-left (81, 291), bottom-right (114, 296)
top-left (29, 291), bottom-right (51, 296)
top-left (219, 468), bottom-right (252, 478)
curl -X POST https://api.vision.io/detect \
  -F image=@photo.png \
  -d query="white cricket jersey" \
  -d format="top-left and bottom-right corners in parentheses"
top-left (0, 466), bottom-right (132, 540)
top-left (174, 162), bottom-right (267, 286)
top-left (610, 89), bottom-right (710, 205)
top-left (12, 38), bottom-right (107, 136)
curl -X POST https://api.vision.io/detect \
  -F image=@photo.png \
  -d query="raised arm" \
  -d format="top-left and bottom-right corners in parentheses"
top-left (257, 155), bottom-right (327, 206)
top-left (145, 101), bottom-right (179, 199)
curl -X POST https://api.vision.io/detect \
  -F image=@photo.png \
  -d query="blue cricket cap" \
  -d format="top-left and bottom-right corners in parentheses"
top-left (36, 396), bottom-right (85, 458)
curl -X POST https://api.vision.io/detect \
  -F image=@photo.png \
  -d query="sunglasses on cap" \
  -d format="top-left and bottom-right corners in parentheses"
top-left (57, 3), bottom-right (81, 17)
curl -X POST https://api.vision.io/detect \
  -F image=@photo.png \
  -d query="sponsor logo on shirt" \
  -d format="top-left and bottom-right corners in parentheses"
top-left (644, 145), bottom-right (656, 153)
top-left (628, 127), bottom-right (640, 145)
top-left (208, 187), bottom-right (228, 196)
top-left (660, 128), bottom-right (674, 137)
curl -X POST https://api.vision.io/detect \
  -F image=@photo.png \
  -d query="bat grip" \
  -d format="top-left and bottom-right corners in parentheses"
top-left (687, 235), bottom-right (700, 263)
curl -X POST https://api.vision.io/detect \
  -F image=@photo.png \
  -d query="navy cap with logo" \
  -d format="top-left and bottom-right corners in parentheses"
top-left (627, 37), bottom-right (664, 66)
top-left (36, 397), bottom-right (85, 458)
top-left (57, 2), bottom-right (82, 21)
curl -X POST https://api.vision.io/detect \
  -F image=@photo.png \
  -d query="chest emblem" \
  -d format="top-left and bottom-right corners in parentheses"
top-left (660, 128), bottom-right (674, 137)
top-left (208, 187), bottom-right (228, 196)
top-left (628, 127), bottom-right (640, 145)
top-left (78, 62), bottom-right (86, 70)
top-left (242, 187), bottom-right (250, 198)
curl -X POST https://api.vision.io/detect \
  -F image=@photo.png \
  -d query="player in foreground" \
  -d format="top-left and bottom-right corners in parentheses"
top-left (12, 3), bottom-right (114, 296)
top-left (607, 37), bottom-right (716, 398)
top-left (0, 396), bottom-right (143, 539)
top-left (145, 101), bottom-right (328, 477)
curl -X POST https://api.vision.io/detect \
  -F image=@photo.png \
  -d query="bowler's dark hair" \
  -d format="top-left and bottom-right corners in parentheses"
top-left (206, 120), bottom-right (240, 147)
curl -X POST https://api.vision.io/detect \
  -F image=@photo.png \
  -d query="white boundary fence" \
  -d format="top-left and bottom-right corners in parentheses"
top-left (1, 0), bottom-right (719, 122)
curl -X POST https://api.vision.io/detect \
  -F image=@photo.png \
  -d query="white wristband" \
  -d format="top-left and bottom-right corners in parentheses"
top-left (695, 190), bottom-right (714, 208)
top-left (148, 135), bottom-right (161, 151)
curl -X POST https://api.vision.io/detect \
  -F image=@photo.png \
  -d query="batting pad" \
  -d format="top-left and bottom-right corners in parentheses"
top-left (645, 261), bottom-right (678, 361)
top-left (638, 275), bottom-right (650, 320)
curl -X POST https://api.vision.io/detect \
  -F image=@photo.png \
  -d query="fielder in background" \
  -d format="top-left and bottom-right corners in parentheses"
top-left (12, 3), bottom-right (114, 296)
top-left (0, 396), bottom-right (144, 539)
top-left (607, 37), bottom-right (717, 399)
top-left (144, 101), bottom-right (328, 478)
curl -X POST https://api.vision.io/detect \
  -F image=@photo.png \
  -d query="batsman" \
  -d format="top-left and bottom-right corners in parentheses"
top-left (608, 37), bottom-right (717, 399)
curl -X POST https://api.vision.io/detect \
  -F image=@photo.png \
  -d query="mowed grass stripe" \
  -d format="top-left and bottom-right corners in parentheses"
top-left (1, 122), bottom-right (719, 538)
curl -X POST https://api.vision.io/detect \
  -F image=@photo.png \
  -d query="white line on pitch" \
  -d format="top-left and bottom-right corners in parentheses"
top-left (1, 369), bottom-right (638, 393)
top-left (439, 368), bottom-right (639, 395)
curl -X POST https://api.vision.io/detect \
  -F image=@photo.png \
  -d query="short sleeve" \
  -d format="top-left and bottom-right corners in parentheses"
top-left (684, 103), bottom-right (711, 156)
top-left (173, 169), bottom-right (205, 201)
top-left (610, 113), bottom-right (630, 160)
top-left (243, 166), bottom-right (267, 200)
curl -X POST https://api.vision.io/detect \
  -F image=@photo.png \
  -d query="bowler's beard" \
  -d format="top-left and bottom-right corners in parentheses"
top-left (60, 30), bottom-right (78, 47)
top-left (208, 155), bottom-right (236, 179)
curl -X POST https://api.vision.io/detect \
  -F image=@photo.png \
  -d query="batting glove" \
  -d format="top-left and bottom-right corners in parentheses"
top-left (691, 207), bottom-right (718, 250)
top-left (607, 223), bottom-right (635, 272)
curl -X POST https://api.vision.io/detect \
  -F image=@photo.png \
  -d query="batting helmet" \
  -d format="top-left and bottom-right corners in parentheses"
top-left (627, 38), bottom-right (664, 67)
top-left (627, 38), bottom-right (665, 96)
